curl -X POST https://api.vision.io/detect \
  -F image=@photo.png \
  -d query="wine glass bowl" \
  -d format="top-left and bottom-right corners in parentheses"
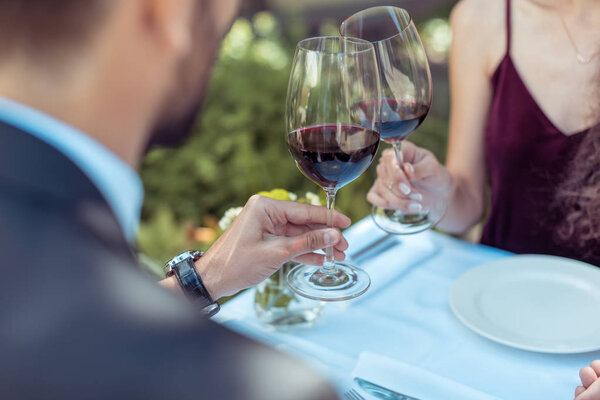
top-left (285, 36), bottom-right (381, 301)
top-left (341, 7), bottom-right (440, 235)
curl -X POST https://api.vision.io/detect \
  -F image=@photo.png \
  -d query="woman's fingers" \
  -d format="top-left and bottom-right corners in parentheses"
top-left (396, 141), bottom-right (419, 164)
top-left (367, 188), bottom-right (390, 209)
top-left (377, 159), bottom-right (412, 195)
top-left (580, 366), bottom-right (598, 389)
top-left (576, 379), bottom-right (600, 400)
top-left (373, 179), bottom-right (409, 209)
top-left (411, 152), bottom-right (441, 181)
top-left (379, 144), bottom-right (442, 193)
top-left (573, 361), bottom-right (600, 400)
top-left (377, 157), bottom-right (424, 201)
top-left (367, 179), bottom-right (422, 212)
top-left (404, 162), bottom-right (416, 181)
top-left (591, 361), bottom-right (600, 377)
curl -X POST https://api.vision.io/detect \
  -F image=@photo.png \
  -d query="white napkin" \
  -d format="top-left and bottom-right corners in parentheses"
top-left (352, 352), bottom-right (501, 400)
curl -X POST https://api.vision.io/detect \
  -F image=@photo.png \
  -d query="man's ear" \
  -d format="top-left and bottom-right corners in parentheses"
top-left (141, 0), bottom-right (193, 56)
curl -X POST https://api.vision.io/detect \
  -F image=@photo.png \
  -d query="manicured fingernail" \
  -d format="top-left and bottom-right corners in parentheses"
top-left (408, 202), bottom-right (422, 212)
top-left (324, 230), bottom-right (337, 245)
top-left (399, 183), bottom-right (411, 195)
top-left (409, 193), bottom-right (423, 201)
top-left (405, 163), bottom-right (414, 173)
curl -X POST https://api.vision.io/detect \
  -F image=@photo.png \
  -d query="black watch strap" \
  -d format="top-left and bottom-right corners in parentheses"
top-left (166, 250), bottom-right (220, 317)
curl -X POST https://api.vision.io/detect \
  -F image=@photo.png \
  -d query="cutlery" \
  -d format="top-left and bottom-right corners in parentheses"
top-left (353, 238), bottom-right (400, 265)
top-left (355, 377), bottom-right (420, 400)
top-left (350, 234), bottom-right (397, 262)
top-left (343, 389), bottom-right (366, 400)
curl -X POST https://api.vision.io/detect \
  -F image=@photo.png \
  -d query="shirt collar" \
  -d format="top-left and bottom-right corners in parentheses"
top-left (0, 96), bottom-right (143, 242)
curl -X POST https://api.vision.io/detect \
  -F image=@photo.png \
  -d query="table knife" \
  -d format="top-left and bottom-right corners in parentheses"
top-left (354, 377), bottom-right (420, 400)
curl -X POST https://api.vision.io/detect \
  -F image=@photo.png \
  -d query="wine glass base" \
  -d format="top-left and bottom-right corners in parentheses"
top-left (371, 206), bottom-right (434, 235)
top-left (287, 262), bottom-right (371, 302)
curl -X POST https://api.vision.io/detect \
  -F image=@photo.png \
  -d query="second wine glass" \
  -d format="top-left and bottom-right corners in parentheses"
top-left (341, 6), bottom-right (443, 235)
top-left (285, 36), bottom-right (381, 301)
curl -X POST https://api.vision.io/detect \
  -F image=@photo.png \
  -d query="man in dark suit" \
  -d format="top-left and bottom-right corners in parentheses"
top-left (0, 0), bottom-right (350, 398)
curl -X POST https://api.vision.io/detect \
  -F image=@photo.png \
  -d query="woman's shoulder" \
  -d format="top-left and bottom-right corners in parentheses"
top-left (450, 0), bottom-right (507, 76)
top-left (451, 0), bottom-right (505, 27)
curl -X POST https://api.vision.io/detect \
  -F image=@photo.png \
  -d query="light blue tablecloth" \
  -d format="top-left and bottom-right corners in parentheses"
top-left (216, 218), bottom-right (600, 400)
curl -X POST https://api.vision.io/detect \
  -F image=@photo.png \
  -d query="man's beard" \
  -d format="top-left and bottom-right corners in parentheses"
top-left (145, 3), bottom-right (221, 151)
top-left (144, 87), bottom-right (207, 150)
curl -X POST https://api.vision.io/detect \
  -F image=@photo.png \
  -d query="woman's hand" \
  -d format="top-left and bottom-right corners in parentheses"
top-left (367, 142), bottom-right (453, 213)
top-left (192, 195), bottom-right (351, 299)
top-left (575, 361), bottom-right (600, 400)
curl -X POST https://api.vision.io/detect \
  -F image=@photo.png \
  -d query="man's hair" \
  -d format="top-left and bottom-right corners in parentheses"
top-left (0, 1), bottom-right (113, 60)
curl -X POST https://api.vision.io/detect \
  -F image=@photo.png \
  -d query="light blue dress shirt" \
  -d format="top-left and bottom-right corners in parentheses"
top-left (0, 96), bottom-right (143, 242)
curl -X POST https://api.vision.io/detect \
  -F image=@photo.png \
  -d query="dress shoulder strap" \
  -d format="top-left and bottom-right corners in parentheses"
top-left (506, 0), bottom-right (512, 54)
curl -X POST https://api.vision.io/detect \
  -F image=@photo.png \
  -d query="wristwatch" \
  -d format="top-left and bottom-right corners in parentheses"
top-left (165, 250), bottom-right (220, 317)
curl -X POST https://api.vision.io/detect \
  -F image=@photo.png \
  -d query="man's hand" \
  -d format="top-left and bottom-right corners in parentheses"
top-left (190, 195), bottom-right (350, 299)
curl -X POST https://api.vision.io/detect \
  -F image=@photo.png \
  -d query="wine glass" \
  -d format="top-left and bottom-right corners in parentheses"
top-left (341, 6), bottom-right (443, 235)
top-left (285, 36), bottom-right (381, 301)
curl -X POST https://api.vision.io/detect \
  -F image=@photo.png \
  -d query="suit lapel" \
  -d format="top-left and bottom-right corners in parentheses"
top-left (0, 121), bottom-right (136, 264)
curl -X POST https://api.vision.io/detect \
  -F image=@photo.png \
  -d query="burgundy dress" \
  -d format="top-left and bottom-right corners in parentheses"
top-left (480, 0), bottom-right (599, 265)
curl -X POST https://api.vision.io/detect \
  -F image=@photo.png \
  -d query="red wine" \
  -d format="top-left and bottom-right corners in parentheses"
top-left (353, 99), bottom-right (429, 143)
top-left (380, 99), bottom-right (429, 143)
top-left (288, 124), bottom-right (380, 189)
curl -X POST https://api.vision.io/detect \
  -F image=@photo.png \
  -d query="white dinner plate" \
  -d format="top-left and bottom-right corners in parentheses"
top-left (449, 255), bottom-right (600, 353)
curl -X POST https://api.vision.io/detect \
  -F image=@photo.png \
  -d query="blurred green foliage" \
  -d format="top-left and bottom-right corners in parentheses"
top-left (137, 207), bottom-right (206, 272)
top-left (138, 12), bottom-right (450, 266)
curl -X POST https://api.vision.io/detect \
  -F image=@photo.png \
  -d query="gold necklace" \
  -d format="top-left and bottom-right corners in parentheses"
top-left (558, 13), bottom-right (600, 64)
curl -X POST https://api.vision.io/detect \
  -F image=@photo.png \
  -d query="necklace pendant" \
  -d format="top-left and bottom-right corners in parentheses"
top-left (577, 53), bottom-right (592, 64)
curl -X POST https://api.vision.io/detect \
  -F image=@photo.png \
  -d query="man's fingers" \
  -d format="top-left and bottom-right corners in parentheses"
top-left (278, 228), bottom-right (343, 259)
top-left (293, 253), bottom-right (325, 266)
top-left (580, 367), bottom-right (598, 389)
top-left (281, 224), bottom-right (349, 251)
top-left (282, 224), bottom-right (312, 237)
top-left (575, 385), bottom-right (586, 398)
top-left (293, 248), bottom-right (346, 266)
top-left (269, 198), bottom-right (351, 228)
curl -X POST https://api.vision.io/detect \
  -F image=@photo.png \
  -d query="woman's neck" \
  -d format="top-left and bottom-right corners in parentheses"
top-left (529, 0), bottom-right (600, 23)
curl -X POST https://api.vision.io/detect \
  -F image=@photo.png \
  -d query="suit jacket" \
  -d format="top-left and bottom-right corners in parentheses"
top-left (0, 121), bottom-right (338, 400)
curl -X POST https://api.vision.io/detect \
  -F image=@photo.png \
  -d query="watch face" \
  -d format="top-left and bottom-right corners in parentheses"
top-left (166, 251), bottom-right (195, 270)
top-left (174, 251), bottom-right (194, 262)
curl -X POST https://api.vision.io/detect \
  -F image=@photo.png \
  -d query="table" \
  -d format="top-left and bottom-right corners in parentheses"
top-left (216, 218), bottom-right (600, 400)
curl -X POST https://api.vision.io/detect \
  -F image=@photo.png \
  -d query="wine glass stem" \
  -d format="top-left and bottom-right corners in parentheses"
top-left (393, 142), bottom-right (403, 168)
top-left (322, 188), bottom-right (337, 273)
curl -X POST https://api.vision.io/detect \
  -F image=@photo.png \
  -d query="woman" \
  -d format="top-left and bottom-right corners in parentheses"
top-left (368, 0), bottom-right (600, 263)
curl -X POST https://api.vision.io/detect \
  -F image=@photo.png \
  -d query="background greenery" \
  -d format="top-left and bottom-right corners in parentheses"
top-left (137, 10), bottom-right (452, 269)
